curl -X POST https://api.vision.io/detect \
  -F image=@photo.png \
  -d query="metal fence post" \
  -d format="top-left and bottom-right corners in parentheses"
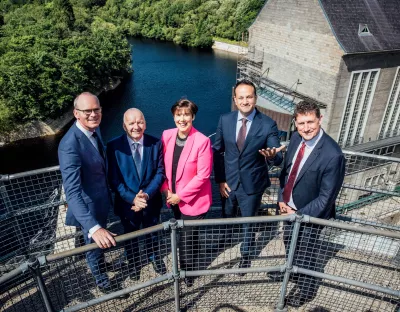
top-left (169, 218), bottom-right (181, 312)
top-left (27, 256), bottom-right (55, 312)
top-left (275, 213), bottom-right (303, 312)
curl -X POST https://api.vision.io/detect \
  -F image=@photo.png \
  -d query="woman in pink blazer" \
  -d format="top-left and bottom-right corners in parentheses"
top-left (161, 99), bottom-right (213, 286)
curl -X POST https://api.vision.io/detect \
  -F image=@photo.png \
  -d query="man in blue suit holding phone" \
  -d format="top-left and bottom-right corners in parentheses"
top-left (107, 108), bottom-right (166, 280)
top-left (213, 79), bottom-right (284, 271)
top-left (58, 92), bottom-right (120, 294)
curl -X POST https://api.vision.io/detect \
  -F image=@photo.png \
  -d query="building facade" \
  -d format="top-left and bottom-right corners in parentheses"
top-left (240, 0), bottom-right (400, 157)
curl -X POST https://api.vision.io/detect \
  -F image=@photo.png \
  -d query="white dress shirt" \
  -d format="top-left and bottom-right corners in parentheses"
top-left (75, 121), bottom-right (102, 238)
top-left (235, 109), bottom-right (256, 141)
top-left (76, 121), bottom-right (99, 151)
top-left (286, 129), bottom-right (324, 210)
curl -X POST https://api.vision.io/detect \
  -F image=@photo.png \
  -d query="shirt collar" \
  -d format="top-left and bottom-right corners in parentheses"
top-left (127, 134), bottom-right (144, 146)
top-left (237, 108), bottom-right (256, 122)
top-left (76, 121), bottom-right (96, 138)
top-left (302, 129), bottom-right (324, 148)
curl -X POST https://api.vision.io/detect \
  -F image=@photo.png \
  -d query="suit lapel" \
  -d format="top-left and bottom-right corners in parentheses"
top-left (140, 134), bottom-right (151, 182)
top-left (74, 124), bottom-right (105, 168)
top-left (230, 111), bottom-right (240, 153)
top-left (176, 127), bottom-right (196, 182)
top-left (241, 109), bottom-right (262, 154)
top-left (294, 133), bottom-right (325, 187)
top-left (122, 135), bottom-right (140, 183)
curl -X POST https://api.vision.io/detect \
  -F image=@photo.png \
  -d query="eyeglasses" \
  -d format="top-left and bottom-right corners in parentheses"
top-left (75, 107), bottom-right (102, 115)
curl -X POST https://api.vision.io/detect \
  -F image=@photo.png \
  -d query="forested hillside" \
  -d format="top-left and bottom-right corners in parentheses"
top-left (96, 0), bottom-right (265, 47)
top-left (0, 0), bottom-right (265, 132)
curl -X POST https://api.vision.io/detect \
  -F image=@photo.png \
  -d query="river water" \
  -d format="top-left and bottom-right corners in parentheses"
top-left (0, 38), bottom-right (237, 174)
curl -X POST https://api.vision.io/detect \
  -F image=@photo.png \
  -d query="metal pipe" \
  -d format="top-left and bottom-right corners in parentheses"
top-left (46, 224), bottom-right (165, 262)
top-left (184, 265), bottom-right (284, 277)
top-left (276, 214), bottom-right (302, 312)
top-left (341, 183), bottom-right (400, 197)
top-left (6, 166), bottom-right (61, 180)
top-left (0, 263), bottom-right (27, 285)
top-left (61, 274), bottom-right (171, 312)
top-left (183, 214), bottom-right (294, 227)
top-left (169, 219), bottom-right (181, 312)
top-left (28, 257), bottom-right (55, 312)
top-left (342, 150), bottom-right (400, 162)
top-left (336, 215), bottom-right (400, 231)
top-left (296, 267), bottom-right (400, 297)
top-left (309, 217), bottom-right (400, 239)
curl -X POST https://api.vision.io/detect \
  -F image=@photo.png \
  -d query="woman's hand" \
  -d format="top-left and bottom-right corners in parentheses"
top-left (167, 193), bottom-right (181, 205)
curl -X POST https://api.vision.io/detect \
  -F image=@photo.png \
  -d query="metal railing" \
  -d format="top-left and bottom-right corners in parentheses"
top-left (1, 150), bottom-right (400, 273)
top-left (1, 214), bottom-right (399, 311)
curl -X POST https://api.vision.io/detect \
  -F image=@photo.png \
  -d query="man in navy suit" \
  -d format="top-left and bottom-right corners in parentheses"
top-left (213, 79), bottom-right (284, 271)
top-left (107, 108), bottom-right (166, 280)
top-left (58, 92), bottom-right (118, 294)
top-left (278, 101), bottom-right (345, 307)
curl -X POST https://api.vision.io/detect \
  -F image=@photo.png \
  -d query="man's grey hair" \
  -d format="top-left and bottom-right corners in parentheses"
top-left (73, 92), bottom-right (100, 108)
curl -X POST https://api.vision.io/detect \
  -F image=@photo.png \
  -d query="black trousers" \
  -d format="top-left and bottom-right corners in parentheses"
top-left (171, 205), bottom-right (206, 272)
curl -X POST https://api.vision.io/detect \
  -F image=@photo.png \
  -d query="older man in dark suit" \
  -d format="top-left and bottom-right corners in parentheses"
top-left (213, 79), bottom-right (284, 271)
top-left (107, 108), bottom-right (166, 280)
top-left (278, 101), bottom-right (345, 307)
top-left (58, 92), bottom-right (120, 294)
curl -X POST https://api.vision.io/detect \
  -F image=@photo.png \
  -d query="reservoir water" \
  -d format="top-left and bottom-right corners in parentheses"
top-left (0, 38), bottom-right (238, 174)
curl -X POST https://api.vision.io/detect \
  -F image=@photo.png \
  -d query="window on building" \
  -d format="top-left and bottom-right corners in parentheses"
top-left (379, 67), bottom-right (400, 139)
top-left (338, 69), bottom-right (379, 147)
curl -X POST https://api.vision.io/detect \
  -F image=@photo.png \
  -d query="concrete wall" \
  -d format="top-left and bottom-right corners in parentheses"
top-left (248, 0), bottom-right (344, 129)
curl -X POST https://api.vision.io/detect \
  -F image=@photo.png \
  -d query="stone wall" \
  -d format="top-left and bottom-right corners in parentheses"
top-left (248, 0), bottom-right (344, 129)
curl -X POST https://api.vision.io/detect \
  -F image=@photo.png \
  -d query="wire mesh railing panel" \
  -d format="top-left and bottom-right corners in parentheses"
top-left (337, 152), bottom-right (400, 228)
top-left (286, 280), bottom-right (399, 312)
top-left (178, 221), bottom-right (288, 311)
top-left (40, 226), bottom-right (173, 312)
top-left (284, 221), bottom-right (400, 311)
top-left (0, 271), bottom-right (45, 312)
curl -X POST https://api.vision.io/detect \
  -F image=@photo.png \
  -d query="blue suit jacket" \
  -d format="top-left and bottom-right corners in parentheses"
top-left (213, 109), bottom-right (283, 195)
top-left (58, 122), bottom-right (112, 232)
top-left (279, 131), bottom-right (346, 219)
top-left (106, 133), bottom-right (165, 220)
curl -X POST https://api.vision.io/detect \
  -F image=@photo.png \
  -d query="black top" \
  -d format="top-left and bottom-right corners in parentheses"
top-left (172, 135), bottom-right (187, 193)
top-left (319, 0), bottom-right (400, 53)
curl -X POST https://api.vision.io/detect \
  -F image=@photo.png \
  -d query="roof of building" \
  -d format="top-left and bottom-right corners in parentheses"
top-left (319, 0), bottom-right (400, 53)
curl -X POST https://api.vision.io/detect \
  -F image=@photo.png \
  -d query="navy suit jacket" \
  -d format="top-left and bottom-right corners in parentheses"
top-left (58, 122), bottom-right (112, 232)
top-left (213, 109), bottom-right (283, 195)
top-left (106, 133), bottom-right (165, 220)
top-left (279, 131), bottom-right (346, 219)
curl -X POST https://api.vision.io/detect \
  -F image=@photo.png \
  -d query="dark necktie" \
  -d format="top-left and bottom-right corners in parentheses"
top-left (92, 132), bottom-right (105, 160)
top-left (236, 118), bottom-right (248, 152)
top-left (132, 142), bottom-right (141, 176)
top-left (282, 142), bottom-right (306, 203)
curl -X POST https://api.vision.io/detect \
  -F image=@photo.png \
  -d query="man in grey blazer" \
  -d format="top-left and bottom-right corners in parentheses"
top-left (58, 92), bottom-right (121, 295)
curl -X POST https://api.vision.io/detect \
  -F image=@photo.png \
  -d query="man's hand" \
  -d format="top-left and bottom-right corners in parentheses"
top-left (91, 228), bottom-right (117, 249)
top-left (167, 193), bottom-right (180, 205)
top-left (259, 145), bottom-right (286, 160)
top-left (278, 202), bottom-right (295, 215)
top-left (219, 182), bottom-right (231, 198)
top-left (132, 190), bottom-right (147, 211)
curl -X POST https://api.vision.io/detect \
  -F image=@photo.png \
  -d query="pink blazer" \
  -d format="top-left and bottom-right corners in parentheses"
top-left (161, 127), bottom-right (213, 216)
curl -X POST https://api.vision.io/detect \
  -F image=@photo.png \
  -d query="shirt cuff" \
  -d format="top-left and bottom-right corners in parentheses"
top-left (144, 192), bottom-right (149, 200)
top-left (88, 224), bottom-right (102, 239)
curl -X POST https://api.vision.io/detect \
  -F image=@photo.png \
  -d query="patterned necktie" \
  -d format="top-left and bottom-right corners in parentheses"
top-left (282, 142), bottom-right (306, 203)
top-left (236, 118), bottom-right (248, 152)
top-left (132, 142), bottom-right (141, 176)
top-left (92, 132), bottom-right (105, 160)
